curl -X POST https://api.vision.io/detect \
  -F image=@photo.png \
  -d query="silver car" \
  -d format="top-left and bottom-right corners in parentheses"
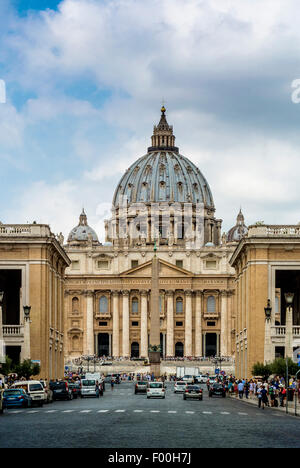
top-left (174, 381), bottom-right (187, 393)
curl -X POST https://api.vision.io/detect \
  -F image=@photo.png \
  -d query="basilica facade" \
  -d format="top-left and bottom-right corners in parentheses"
top-left (63, 108), bottom-right (245, 362)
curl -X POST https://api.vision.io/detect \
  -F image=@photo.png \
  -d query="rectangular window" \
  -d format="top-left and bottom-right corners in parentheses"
top-left (176, 321), bottom-right (183, 327)
top-left (71, 260), bottom-right (80, 270)
top-left (131, 260), bottom-right (139, 269)
top-left (99, 321), bottom-right (108, 326)
top-left (207, 321), bottom-right (216, 327)
top-left (176, 260), bottom-right (183, 269)
top-left (206, 260), bottom-right (217, 269)
top-left (131, 321), bottom-right (139, 327)
top-left (97, 260), bottom-right (109, 269)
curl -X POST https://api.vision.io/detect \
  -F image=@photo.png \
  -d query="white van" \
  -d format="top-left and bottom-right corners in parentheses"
top-left (12, 380), bottom-right (45, 406)
top-left (81, 379), bottom-right (100, 398)
top-left (147, 382), bottom-right (166, 399)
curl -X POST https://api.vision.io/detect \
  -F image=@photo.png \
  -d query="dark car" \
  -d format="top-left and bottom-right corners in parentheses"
top-left (68, 382), bottom-right (81, 399)
top-left (183, 385), bottom-right (203, 401)
top-left (2, 389), bottom-right (32, 408)
top-left (50, 381), bottom-right (73, 401)
top-left (209, 383), bottom-right (226, 398)
top-left (134, 381), bottom-right (148, 394)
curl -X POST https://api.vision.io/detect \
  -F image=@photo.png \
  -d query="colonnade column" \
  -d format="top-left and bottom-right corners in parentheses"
top-left (140, 290), bottom-right (148, 358)
top-left (195, 291), bottom-right (203, 357)
top-left (220, 291), bottom-right (228, 356)
top-left (122, 290), bottom-right (130, 358)
top-left (86, 291), bottom-right (94, 355)
top-left (112, 290), bottom-right (120, 357)
top-left (166, 290), bottom-right (174, 357)
top-left (185, 290), bottom-right (193, 357)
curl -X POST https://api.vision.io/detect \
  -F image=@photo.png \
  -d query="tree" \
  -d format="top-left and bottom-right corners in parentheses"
top-left (14, 360), bottom-right (40, 380)
top-left (0, 356), bottom-right (13, 376)
top-left (252, 362), bottom-right (272, 380)
top-left (270, 358), bottom-right (298, 378)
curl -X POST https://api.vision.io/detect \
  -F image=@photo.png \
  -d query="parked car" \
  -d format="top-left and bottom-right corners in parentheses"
top-left (209, 382), bottom-right (226, 398)
top-left (147, 382), bottom-right (166, 399)
top-left (40, 380), bottom-right (53, 404)
top-left (174, 381), bottom-right (187, 393)
top-left (183, 385), bottom-right (203, 401)
top-left (2, 388), bottom-right (32, 408)
top-left (49, 381), bottom-right (73, 401)
top-left (81, 379), bottom-right (101, 398)
top-left (134, 381), bottom-right (148, 394)
top-left (0, 390), bottom-right (4, 414)
top-left (11, 381), bottom-right (45, 407)
top-left (68, 382), bottom-right (81, 399)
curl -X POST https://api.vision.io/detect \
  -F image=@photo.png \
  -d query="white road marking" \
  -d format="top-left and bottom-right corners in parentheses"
top-left (134, 410), bottom-right (143, 413)
top-left (115, 410), bottom-right (125, 412)
top-left (62, 410), bottom-right (75, 413)
top-left (27, 410), bottom-right (39, 414)
top-left (98, 410), bottom-right (109, 413)
top-left (46, 410), bottom-right (58, 413)
top-left (80, 410), bottom-right (92, 413)
top-left (168, 411), bottom-right (177, 413)
top-left (238, 412), bottom-right (248, 415)
top-left (185, 411), bottom-right (195, 414)
top-left (150, 410), bottom-right (160, 413)
top-left (202, 411), bottom-right (212, 414)
top-left (220, 412), bottom-right (230, 415)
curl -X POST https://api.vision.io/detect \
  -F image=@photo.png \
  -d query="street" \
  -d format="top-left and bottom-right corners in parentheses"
top-left (1, 382), bottom-right (300, 448)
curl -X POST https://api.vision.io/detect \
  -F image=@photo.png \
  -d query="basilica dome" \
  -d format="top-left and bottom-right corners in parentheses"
top-left (68, 209), bottom-right (99, 244)
top-left (227, 209), bottom-right (248, 243)
top-left (112, 107), bottom-right (214, 209)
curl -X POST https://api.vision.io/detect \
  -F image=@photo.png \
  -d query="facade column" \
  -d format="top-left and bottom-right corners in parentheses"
top-left (185, 290), bottom-right (193, 357)
top-left (86, 291), bottom-right (94, 355)
top-left (140, 290), bottom-right (148, 358)
top-left (122, 290), bottom-right (130, 358)
top-left (220, 291), bottom-right (228, 356)
top-left (166, 290), bottom-right (174, 357)
top-left (195, 291), bottom-right (203, 357)
top-left (112, 290), bottom-right (120, 357)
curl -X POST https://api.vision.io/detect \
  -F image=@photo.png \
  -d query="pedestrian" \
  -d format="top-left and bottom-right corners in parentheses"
top-left (257, 385), bottom-right (262, 408)
top-left (245, 380), bottom-right (250, 399)
top-left (261, 385), bottom-right (268, 410)
top-left (111, 378), bottom-right (115, 390)
top-left (238, 380), bottom-right (244, 399)
top-left (269, 384), bottom-right (275, 407)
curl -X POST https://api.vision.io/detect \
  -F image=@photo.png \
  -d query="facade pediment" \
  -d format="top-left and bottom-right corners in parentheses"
top-left (121, 258), bottom-right (193, 277)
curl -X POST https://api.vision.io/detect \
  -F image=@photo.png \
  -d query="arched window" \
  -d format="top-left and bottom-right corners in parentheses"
top-left (207, 296), bottom-right (216, 313)
top-left (132, 297), bottom-right (139, 315)
top-left (72, 297), bottom-right (79, 315)
top-left (176, 297), bottom-right (184, 314)
top-left (99, 296), bottom-right (108, 314)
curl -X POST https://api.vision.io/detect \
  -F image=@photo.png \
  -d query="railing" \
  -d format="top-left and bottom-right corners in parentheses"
top-left (0, 224), bottom-right (52, 237)
top-left (271, 326), bottom-right (300, 337)
top-left (248, 225), bottom-right (300, 238)
top-left (2, 325), bottom-right (24, 337)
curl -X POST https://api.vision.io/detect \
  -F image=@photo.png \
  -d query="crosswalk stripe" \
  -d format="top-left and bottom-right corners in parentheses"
top-left (62, 410), bottom-right (74, 413)
top-left (185, 411), bottom-right (194, 414)
top-left (80, 410), bottom-right (92, 413)
top-left (220, 412), bottom-right (230, 415)
top-left (115, 410), bottom-right (125, 412)
top-left (98, 410), bottom-right (109, 413)
top-left (134, 410), bottom-right (143, 413)
top-left (238, 412), bottom-right (248, 415)
top-left (46, 410), bottom-right (58, 413)
top-left (150, 410), bottom-right (160, 413)
top-left (203, 411), bottom-right (212, 414)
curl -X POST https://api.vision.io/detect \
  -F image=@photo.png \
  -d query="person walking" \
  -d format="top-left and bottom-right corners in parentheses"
top-left (238, 380), bottom-right (244, 399)
top-left (261, 385), bottom-right (269, 410)
top-left (257, 385), bottom-right (262, 408)
top-left (111, 378), bottom-right (115, 391)
top-left (245, 380), bottom-right (250, 399)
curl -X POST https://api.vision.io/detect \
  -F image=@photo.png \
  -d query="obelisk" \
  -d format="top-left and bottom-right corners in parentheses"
top-left (149, 244), bottom-right (161, 378)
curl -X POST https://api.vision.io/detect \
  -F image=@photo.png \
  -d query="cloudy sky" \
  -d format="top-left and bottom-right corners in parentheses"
top-left (1, 0), bottom-right (300, 241)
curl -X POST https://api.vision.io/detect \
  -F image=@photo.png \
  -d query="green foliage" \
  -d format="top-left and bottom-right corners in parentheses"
top-left (13, 360), bottom-right (40, 380)
top-left (271, 358), bottom-right (298, 377)
top-left (252, 362), bottom-right (272, 379)
top-left (1, 356), bottom-right (13, 376)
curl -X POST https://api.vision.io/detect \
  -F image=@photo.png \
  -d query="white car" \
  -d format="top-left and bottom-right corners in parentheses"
top-left (181, 375), bottom-right (194, 384)
top-left (174, 381), bottom-right (187, 393)
top-left (147, 382), bottom-right (166, 399)
top-left (11, 381), bottom-right (45, 407)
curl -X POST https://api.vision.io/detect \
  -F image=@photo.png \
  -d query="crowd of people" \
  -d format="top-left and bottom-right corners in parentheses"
top-left (225, 376), bottom-right (300, 409)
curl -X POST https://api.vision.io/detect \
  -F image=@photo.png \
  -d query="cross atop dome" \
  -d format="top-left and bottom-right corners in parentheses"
top-left (148, 106), bottom-right (179, 153)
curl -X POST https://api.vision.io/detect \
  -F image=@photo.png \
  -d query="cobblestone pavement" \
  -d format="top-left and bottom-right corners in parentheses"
top-left (1, 382), bottom-right (300, 448)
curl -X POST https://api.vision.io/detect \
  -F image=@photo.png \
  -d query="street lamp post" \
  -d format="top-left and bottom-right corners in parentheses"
top-left (284, 293), bottom-right (294, 415)
top-left (23, 305), bottom-right (31, 361)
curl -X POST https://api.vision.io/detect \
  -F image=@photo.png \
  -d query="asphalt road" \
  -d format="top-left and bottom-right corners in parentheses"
top-left (1, 382), bottom-right (300, 448)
